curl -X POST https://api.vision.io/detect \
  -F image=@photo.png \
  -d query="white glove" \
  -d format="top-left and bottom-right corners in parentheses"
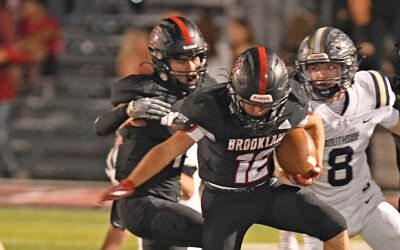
top-left (160, 112), bottom-right (180, 127)
top-left (127, 97), bottom-right (171, 120)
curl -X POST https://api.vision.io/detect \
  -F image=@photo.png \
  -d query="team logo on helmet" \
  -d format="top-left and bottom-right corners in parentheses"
top-left (231, 55), bottom-right (245, 79)
top-left (149, 26), bottom-right (162, 48)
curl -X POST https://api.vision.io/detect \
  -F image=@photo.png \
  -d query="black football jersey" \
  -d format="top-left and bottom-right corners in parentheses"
top-left (180, 80), bottom-right (309, 188)
top-left (111, 74), bottom-right (216, 201)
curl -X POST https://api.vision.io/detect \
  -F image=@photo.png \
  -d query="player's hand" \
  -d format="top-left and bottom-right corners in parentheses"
top-left (99, 179), bottom-right (135, 203)
top-left (127, 97), bottom-right (171, 120)
top-left (285, 165), bottom-right (322, 186)
top-left (160, 112), bottom-right (180, 127)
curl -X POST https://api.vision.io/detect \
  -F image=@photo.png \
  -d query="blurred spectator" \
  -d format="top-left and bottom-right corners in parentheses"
top-left (0, 1), bottom-right (16, 45)
top-left (115, 29), bottom-right (152, 78)
top-left (16, 0), bottom-right (63, 85)
top-left (196, 11), bottom-right (231, 83)
top-left (228, 18), bottom-right (256, 60)
top-left (280, 8), bottom-right (318, 68)
top-left (369, 0), bottom-right (400, 75)
top-left (0, 0), bottom-right (24, 178)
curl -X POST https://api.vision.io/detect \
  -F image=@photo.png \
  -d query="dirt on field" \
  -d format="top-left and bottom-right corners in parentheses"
top-left (0, 178), bottom-right (113, 209)
top-left (0, 178), bottom-right (398, 211)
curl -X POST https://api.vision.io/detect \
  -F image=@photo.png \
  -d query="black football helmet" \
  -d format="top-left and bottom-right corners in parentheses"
top-left (149, 16), bottom-right (208, 95)
top-left (296, 27), bottom-right (358, 100)
top-left (227, 46), bottom-right (290, 133)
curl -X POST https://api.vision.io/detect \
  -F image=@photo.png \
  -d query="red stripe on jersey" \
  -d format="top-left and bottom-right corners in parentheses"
top-left (258, 47), bottom-right (268, 94)
top-left (170, 17), bottom-right (192, 45)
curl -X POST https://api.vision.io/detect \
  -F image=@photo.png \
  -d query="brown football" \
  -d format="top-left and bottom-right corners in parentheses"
top-left (275, 128), bottom-right (318, 178)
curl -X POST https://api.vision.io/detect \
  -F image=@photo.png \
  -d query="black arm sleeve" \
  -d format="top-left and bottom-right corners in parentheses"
top-left (94, 105), bottom-right (129, 136)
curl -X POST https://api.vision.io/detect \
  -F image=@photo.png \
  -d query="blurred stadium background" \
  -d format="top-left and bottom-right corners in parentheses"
top-left (0, 0), bottom-right (399, 249)
top-left (1, 0), bottom-right (397, 186)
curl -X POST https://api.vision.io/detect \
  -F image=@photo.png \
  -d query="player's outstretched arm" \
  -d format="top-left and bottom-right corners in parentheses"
top-left (99, 131), bottom-right (195, 202)
top-left (94, 104), bottom-right (129, 136)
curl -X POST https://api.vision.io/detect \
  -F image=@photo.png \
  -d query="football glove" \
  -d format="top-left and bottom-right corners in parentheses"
top-left (160, 112), bottom-right (180, 127)
top-left (99, 179), bottom-right (135, 202)
top-left (285, 165), bottom-right (322, 186)
top-left (127, 97), bottom-right (171, 120)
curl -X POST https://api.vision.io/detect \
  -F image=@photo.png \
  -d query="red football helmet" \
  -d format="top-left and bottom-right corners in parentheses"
top-left (149, 16), bottom-right (208, 94)
top-left (228, 46), bottom-right (290, 133)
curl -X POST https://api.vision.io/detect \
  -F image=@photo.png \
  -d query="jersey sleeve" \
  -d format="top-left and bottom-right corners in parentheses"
top-left (355, 70), bottom-right (396, 110)
top-left (110, 75), bottom-right (151, 106)
top-left (378, 108), bottom-right (399, 129)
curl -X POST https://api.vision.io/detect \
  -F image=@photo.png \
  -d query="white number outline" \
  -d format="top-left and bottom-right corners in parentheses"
top-left (234, 148), bottom-right (274, 184)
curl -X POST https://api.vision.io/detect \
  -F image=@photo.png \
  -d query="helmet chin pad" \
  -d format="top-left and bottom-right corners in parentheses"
top-left (312, 84), bottom-right (341, 100)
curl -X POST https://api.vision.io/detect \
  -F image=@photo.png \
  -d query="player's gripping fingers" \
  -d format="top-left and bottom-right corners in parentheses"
top-left (310, 164), bottom-right (322, 180)
top-left (127, 98), bottom-right (171, 119)
top-left (286, 164), bottom-right (322, 186)
top-left (149, 98), bottom-right (172, 109)
top-left (99, 179), bottom-right (135, 203)
top-left (160, 112), bottom-right (180, 127)
top-left (286, 173), bottom-right (313, 186)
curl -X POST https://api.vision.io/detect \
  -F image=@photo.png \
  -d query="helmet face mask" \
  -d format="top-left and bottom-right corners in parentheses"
top-left (149, 17), bottom-right (208, 94)
top-left (228, 47), bottom-right (291, 135)
top-left (296, 27), bottom-right (358, 101)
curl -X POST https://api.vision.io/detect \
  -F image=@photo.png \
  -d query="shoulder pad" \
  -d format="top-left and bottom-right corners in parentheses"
top-left (356, 70), bottom-right (395, 109)
top-left (288, 79), bottom-right (310, 107)
top-left (110, 75), bottom-right (177, 106)
top-left (199, 75), bottom-right (218, 88)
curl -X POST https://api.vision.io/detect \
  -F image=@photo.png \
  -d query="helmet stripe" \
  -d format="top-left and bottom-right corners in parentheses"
top-left (258, 46), bottom-right (268, 95)
top-left (312, 27), bottom-right (328, 54)
top-left (319, 27), bottom-right (329, 53)
top-left (170, 17), bottom-right (192, 45)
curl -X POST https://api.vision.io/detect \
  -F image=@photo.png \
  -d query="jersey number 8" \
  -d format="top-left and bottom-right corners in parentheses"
top-left (328, 146), bottom-right (354, 186)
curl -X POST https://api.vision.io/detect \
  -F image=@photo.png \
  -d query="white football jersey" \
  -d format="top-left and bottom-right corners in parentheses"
top-left (305, 70), bottom-right (399, 205)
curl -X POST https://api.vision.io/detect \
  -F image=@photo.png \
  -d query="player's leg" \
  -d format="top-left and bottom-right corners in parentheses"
top-left (278, 231), bottom-right (299, 250)
top-left (258, 181), bottom-right (349, 249)
top-left (101, 226), bottom-right (129, 250)
top-left (322, 230), bottom-right (350, 250)
top-left (201, 186), bottom-right (253, 250)
top-left (303, 234), bottom-right (323, 250)
top-left (139, 238), bottom-right (173, 250)
top-left (359, 201), bottom-right (400, 250)
top-left (117, 196), bottom-right (203, 248)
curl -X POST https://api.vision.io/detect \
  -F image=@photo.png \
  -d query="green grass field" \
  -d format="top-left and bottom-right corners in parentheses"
top-left (0, 206), bottom-right (282, 250)
top-left (0, 206), bottom-right (366, 250)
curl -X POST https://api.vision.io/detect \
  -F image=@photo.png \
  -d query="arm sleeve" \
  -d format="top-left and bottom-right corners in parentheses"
top-left (379, 108), bottom-right (399, 129)
top-left (94, 105), bottom-right (129, 136)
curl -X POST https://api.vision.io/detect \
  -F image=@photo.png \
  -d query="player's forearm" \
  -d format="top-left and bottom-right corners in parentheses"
top-left (127, 131), bottom-right (196, 188)
top-left (94, 105), bottom-right (128, 136)
top-left (127, 143), bottom-right (178, 187)
top-left (304, 113), bottom-right (325, 166)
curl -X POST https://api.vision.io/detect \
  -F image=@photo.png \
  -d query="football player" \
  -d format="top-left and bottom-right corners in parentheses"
top-left (95, 16), bottom-right (217, 249)
top-left (279, 27), bottom-right (400, 250)
top-left (99, 46), bottom-right (352, 250)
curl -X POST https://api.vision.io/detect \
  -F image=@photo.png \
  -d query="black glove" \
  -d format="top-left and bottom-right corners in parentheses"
top-left (127, 97), bottom-right (171, 120)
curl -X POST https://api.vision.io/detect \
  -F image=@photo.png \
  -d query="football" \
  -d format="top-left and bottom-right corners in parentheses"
top-left (275, 128), bottom-right (318, 178)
